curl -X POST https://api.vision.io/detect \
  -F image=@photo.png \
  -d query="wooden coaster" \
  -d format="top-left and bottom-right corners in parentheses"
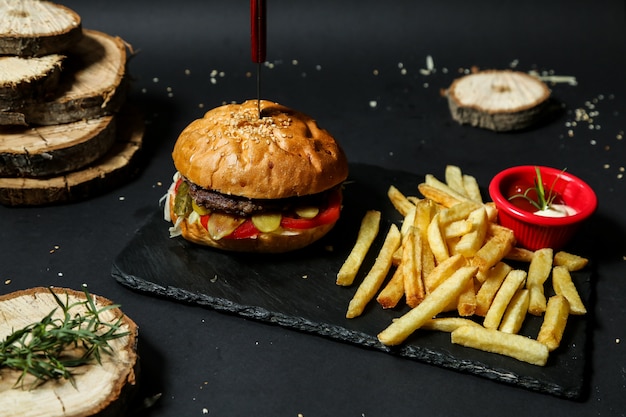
top-left (0, 114), bottom-right (117, 178)
top-left (0, 107), bottom-right (144, 206)
top-left (446, 70), bottom-right (551, 132)
top-left (1, 29), bottom-right (128, 126)
top-left (0, 54), bottom-right (64, 112)
top-left (0, 287), bottom-right (139, 417)
top-left (0, 0), bottom-right (82, 57)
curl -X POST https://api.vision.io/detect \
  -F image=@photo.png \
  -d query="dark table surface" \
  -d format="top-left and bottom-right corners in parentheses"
top-left (2, 1), bottom-right (625, 416)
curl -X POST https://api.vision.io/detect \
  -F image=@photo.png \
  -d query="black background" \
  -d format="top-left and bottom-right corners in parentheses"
top-left (2, 1), bottom-right (625, 416)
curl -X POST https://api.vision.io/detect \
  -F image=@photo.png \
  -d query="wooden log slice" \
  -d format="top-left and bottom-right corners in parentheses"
top-left (0, 106), bottom-right (145, 206)
top-left (5, 29), bottom-right (129, 126)
top-left (0, 0), bottom-right (82, 57)
top-left (0, 54), bottom-right (64, 114)
top-left (446, 70), bottom-right (551, 132)
top-left (0, 115), bottom-right (117, 178)
top-left (0, 287), bottom-right (139, 417)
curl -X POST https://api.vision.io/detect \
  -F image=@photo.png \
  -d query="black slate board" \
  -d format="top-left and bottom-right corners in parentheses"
top-left (112, 163), bottom-right (592, 399)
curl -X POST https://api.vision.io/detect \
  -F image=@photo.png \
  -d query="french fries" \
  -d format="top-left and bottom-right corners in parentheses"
top-left (336, 165), bottom-right (589, 366)
top-left (537, 295), bottom-right (570, 351)
top-left (336, 210), bottom-right (382, 286)
top-left (451, 325), bottom-right (549, 366)
top-left (483, 269), bottom-right (527, 329)
top-left (377, 266), bottom-right (478, 346)
top-left (552, 266), bottom-right (587, 315)
top-left (526, 248), bottom-right (553, 316)
top-left (346, 224), bottom-right (401, 318)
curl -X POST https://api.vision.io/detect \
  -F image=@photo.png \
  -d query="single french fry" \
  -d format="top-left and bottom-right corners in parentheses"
top-left (424, 174), bottom-right (476, 205)
top-left (471, 227), bottom-right (515, 273)
top-left (526, 248), bottom-right (554, 287)
top-left (377, 266), bottom-right (478, 346)
top-left (392, 206), bottom-right (417, 265)
top-left (414, 199), bottom-right (436, 234)
top-left (537, 295), bottom-right (570, 351)
top-left (505, 247), bottom-right (535, 263)
top-left (484, 202), bottom-right (498, 222)
top-left (346, 224), bottom-right (401, 318)
top-left (336, 210), bottom-right (382, 286)
top-left (403, 228), bottom-right (425, 308)
top-left (422, 317), bottom-right (482, 332)
top-left (423, 253), bottom-right (466, 292)
top-left (451, 325), bottom-right (549, 366)
top-left (475, 262), bottom-right (513, 316)
top-left (554, 251), bottom-right (589, 271)
top-left (421, 237), bottom-right (436, 290)
top-left (388, 185), bottom-right (415, 217)
top-left (552, 266), bottom-right (587, 315)
top-left (427, 213), bottom-right (449, 263)
top-left (526, 248), bottom-right (553, 316)
top-left (399, 206), bottom-right (417, 236)
top-left (376, 266), bottom-right (405, 309)
top-left (438, 201), bottom-right (481, 224)
top-left (445, 165), bottom-right (466, 196)
top-left (443, 219), bottom-right (473, 239)
top-left (462, 174), bottom-right (483, 203)
top-left (483, 269), bottom-right (527, 329)
top-left (457, 276), bottom-right (477, 317)
top-left (499, 289), bottom-right (530, 334)
top-left (454, 206), bottom-right (488, 257)
top-left (418, 183), bottom-right (464, 208)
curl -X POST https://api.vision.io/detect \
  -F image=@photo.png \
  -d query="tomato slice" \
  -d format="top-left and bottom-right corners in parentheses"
top-left (280, 189), bottom-right (341, 230)
top-left (198, 188), bottom-right (342, 239)
top-left (226, 220), bottom-right (258, 239)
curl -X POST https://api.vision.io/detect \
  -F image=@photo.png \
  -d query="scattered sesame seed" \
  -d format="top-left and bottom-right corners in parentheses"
top-left (210, 78), bottom-right (217, 85)
top-left (315, 64), bottom-right (322, 71)
top-left (400, 68), bottom-right (407, 75)
top-left (369, 100), bottom-right (377, 108)
top-left (372, 69), bottom-right (379, 76)
top-left (152, 77), bottom-right (159, 83)
top-left (119, 196), bottom-right (126, 201)
top-left (184, 69), bottom-right (191, 75)
top-left (58, 272), bottom-right (63, 277)
top-left (292, 59), bottom-right (298, 65)
top-left (604, 164), bottom-right (610, 169)
top-left (202, 408), bottom-right (209, 414)
top-left (4, 279), bottom-right (11, 285)
top-left (617, 338), bottom-right (621, 344)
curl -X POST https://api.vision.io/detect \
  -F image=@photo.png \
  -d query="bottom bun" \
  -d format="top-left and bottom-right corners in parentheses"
top-left (177, 215), bottom-right (336, 253)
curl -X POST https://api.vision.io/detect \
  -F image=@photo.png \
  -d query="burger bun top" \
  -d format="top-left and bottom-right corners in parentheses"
top-left (172, 100), bottom-right (349, 199)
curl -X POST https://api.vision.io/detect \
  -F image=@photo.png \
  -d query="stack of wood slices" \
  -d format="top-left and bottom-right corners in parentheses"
top-left (0, 0), bottom-right (144, 206)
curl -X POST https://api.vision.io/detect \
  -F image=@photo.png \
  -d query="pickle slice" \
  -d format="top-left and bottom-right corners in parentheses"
top-left (174, 181), bottom-right (192, 217)
top-left (192, 200), bottom-right (209, 216)
top-left (295, 206), bottom-right (319, 219)
top-left (207, 213), bottom-right (246, 240)
top-left (252, 213), bottom-right (282, 232)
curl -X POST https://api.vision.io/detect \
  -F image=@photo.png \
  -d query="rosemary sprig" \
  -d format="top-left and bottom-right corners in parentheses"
top-left (508, 166), bottom-right (565, 211)
top-left (0, 285), bottom-right (129, 389)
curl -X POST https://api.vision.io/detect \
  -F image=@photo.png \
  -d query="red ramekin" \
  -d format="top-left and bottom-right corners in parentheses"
top-left (488, 165), bottom-right (597, 251)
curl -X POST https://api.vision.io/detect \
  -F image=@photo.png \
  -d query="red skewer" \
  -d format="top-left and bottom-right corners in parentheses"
top-left (251, 0), bottom-right (266, 118)
top-left (251, 0), bottom-right (266, 63)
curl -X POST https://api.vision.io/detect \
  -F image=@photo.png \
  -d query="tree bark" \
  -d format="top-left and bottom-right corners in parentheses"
top-left (0, 106), bottom-right (144, 206)
top-left (446, 70), bottom-right (551, 132)
top-left (0, 0), bottom-right (82, 57)
top-left (0, 287), bottom-right (139, 417)
top-left (0, 54), bottom-right (64, 115)
top-left (2, 30), bottom-right (129, 126)
top-left (0, 115), bottom-right (117, 178)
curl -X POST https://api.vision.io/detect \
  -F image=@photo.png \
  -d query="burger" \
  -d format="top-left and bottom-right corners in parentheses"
top-left (164, 99), bottom-right (349, 253)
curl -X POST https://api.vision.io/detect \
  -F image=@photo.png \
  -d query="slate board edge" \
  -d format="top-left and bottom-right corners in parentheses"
top-left (111, 262), bottom-right (582, 399)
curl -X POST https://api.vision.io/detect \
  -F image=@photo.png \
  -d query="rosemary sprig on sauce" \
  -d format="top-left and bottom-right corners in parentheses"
top-left (508, 166), bottom-right (565, 211)
top-left (0, 285), bottom-right (129, 389)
